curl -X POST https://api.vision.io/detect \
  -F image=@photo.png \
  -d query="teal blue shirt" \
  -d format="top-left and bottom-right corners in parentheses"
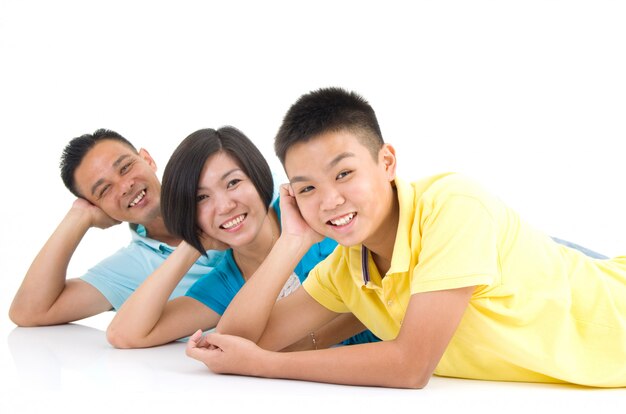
top-left (81, 224), bottom-right (224, 310)
top-left (185, 199), bottom-right (381, 345)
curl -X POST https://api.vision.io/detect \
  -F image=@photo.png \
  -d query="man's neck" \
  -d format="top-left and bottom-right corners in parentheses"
top-left (141, 217), bottom-right (181, 247)
top-left (364, 186), bottom-right (399, 276)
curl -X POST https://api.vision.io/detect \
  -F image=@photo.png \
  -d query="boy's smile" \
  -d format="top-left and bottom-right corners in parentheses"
top-left (284, 129), bottom-right (398, 256)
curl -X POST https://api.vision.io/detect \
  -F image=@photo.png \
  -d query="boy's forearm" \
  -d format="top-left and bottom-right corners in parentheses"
top-left (258, 340), bottom-right (429, 389)
top-left (217, 235), bottom-right (311, 342)
top-left (9, 209), bottom-right (92, 323)
top-left (107, 242), bottom-right (201, 347)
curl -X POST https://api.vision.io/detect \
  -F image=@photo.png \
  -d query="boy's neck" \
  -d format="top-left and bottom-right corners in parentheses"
top-left (363, 186), bottom-right (399, 276)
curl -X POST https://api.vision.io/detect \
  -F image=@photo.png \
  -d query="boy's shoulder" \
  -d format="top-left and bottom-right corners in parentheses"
top-left (406, 173), bottom-right (493, 205)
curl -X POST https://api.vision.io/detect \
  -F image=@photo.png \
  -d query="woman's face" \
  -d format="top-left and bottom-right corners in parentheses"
top-left (195, 151), bottom-right (267, 248)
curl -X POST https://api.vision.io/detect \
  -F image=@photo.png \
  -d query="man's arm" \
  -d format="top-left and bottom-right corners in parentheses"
top-left (9, 199), bottom-right (119, 326)
top-left (187, 285), bottom-right (474, 388)
top-left (106, 241), bottom-right (221, 348)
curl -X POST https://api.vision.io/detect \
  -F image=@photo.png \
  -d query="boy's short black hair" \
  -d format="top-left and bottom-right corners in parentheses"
top-left (274, 87), bottom-right (384, 164)
top-left (161, 126), bottom-right (274, 256)
top-left (60, 129), bottom-right (137, 198)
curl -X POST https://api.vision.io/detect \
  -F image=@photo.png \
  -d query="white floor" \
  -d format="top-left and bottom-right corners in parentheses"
top-left (1, 312), bottom-right (624, 414)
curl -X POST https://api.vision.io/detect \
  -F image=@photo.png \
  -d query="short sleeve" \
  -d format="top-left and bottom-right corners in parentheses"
top-left (302, 257), bottom-right (351, 314)
top-left (80, 245), bottom-right (153, 310)
top-left (411, 194), bottom-right (499, 294)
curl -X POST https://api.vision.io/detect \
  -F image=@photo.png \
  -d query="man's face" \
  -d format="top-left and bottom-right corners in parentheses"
top-left (284, 130), bottom-right (397, 247)
top-left (73, 140), bottom-right (162, 225)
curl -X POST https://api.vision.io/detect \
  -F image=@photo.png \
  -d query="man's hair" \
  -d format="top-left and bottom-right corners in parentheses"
top-left (274, 87), bottom-right (384, 164)
top-left (60, 129), bottom-right (137, 198)
top-left (161, 126), bottom-right (274, 256)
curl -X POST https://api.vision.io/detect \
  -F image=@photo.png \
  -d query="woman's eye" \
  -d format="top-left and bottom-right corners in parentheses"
top-left (227, 179), bottom-right (242, 188)
top-left (196, 194), bottom-right (209, 202)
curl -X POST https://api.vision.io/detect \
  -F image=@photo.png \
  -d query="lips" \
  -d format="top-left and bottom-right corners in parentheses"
top-left (128, 189), bottom-right (146, 208)
top-left (220, 214), bottom-right (247, 230)
top-left (327, 212), bottom-right (356, 227)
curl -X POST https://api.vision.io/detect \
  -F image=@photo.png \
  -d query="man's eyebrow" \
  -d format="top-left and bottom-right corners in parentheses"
top-left (90, 154), bottom-right (132, 196)
top-left (290, 152), bottom-right (355, 184)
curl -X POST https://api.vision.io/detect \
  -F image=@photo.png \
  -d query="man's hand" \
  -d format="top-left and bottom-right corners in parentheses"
top-left (71, 198), bottom-right (120, 229)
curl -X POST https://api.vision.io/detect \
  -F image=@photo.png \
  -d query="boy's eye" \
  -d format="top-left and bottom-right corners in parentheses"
top-left (196, 194), bottom-right (209, 202)
top-left (298, 186), bottom-right (315, 194)
top-left (336, 170), bottom-right (352, 180)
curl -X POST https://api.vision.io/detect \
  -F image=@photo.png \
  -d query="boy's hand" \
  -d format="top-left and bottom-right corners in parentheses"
top-left (70, 198), bottom-right (121, 229)
top-left (185, 330), bottom-right (266, 376)
top-left (279, 184), bottom-right (323, 246)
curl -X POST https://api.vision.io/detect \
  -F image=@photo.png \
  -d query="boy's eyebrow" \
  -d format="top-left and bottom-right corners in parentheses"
top-left (90, 154), bottom-right (132, 196)
top-left (290, 152), bottom-right (355, 184)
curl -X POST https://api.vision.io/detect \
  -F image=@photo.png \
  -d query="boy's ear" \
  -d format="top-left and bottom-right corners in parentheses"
top-left (379, 143), bottom-right (397, 181)
top-left (138, 148), bottom-right (158, 172)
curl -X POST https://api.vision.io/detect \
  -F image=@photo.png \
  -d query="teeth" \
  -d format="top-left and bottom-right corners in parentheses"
top-left (129, 190), bottom-right (146, 207)
top-left (330, 213), bottom-right (355, 226)
top-left (222, 214), bottom-right (245, 229)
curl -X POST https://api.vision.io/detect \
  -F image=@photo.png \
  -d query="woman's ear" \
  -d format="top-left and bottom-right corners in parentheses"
top-left (138, 148), bottom-right (157, 172)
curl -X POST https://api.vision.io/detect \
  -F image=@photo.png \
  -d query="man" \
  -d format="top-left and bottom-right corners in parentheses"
top-left (9, 129), bottom-right (223, 326)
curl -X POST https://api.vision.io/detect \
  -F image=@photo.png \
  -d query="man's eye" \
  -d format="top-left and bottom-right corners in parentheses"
top-left (121, 162), bottom-right (133, 174)
top-left (99, 185), bottom-right (110, 199)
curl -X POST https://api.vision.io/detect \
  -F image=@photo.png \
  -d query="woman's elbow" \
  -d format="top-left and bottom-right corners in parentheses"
top-left (106, 325), bottom-right (140, 349)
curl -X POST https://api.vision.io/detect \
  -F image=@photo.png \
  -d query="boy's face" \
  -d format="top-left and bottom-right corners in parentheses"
top-left (284, 130), bottom-right (397, 247)
top-left (73, 139), bottom-right (162, 225)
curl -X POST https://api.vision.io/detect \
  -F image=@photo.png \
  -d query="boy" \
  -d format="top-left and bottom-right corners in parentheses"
top-left (9, 129), bottom-right (223, 327)
top-left (188, 88), bottom-right (626, 388)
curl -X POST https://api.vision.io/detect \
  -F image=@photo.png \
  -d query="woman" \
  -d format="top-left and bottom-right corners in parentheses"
top-left (106, 126), bottom-right (377, 349)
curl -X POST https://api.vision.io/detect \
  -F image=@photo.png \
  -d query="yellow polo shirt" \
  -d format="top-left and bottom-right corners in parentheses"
top-left (303, 173), bottom-right (626, 387)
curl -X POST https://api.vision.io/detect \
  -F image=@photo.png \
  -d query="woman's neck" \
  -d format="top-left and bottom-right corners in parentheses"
top-left (232, 208), bottom-right (280, 281)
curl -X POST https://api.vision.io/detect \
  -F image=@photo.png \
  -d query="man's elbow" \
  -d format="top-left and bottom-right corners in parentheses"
top-left (8, 303), bottom-right (42, 327)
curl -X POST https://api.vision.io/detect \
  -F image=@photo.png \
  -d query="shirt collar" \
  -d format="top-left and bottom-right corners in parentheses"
top-left (129, 223), bottom-right (175, 254)
top-left (361, 177), bottom-right (414, 284)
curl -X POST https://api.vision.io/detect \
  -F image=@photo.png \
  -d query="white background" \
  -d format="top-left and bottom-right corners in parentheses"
top-left (1, 1), bottom-right (625, 412)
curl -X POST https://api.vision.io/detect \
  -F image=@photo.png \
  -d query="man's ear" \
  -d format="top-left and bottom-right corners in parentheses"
top-left (138, 148), bottom-right (157, 172)
top-left (379, 143), bottom-right (397, 181)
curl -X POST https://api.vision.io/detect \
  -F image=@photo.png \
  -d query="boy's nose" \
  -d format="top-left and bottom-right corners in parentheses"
top-left (320, 187), bottom-right (345, 211)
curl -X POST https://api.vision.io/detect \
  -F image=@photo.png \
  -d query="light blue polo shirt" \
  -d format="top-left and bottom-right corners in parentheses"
top-left (81, 224), bottom-right (224, 311)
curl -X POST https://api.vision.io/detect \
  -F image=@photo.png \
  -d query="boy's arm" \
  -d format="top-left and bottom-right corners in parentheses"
top-left (187, 285), bottom-right (475, 389)
top-left (106, 241), bottom-right (221, 348)
top-left (9, 199), bottom-right (119, 326)
top-left (216, 184), bottom-right (327, 345)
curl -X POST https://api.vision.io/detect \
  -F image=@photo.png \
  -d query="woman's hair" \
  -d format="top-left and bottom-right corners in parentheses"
top-left (161, 126), bottom-right (274, 255)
